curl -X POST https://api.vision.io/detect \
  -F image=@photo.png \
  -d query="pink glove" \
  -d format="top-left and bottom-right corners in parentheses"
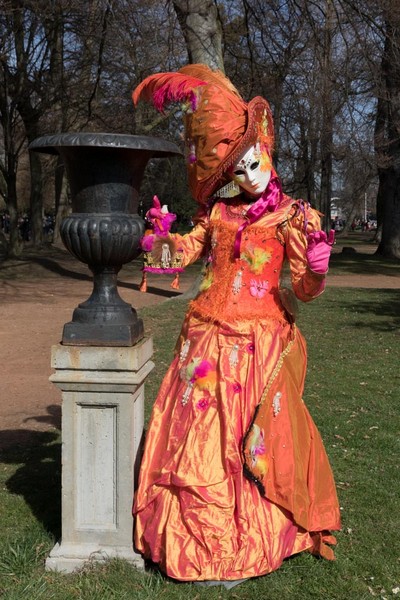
top-left (306, 230), bottom-right (335, 274)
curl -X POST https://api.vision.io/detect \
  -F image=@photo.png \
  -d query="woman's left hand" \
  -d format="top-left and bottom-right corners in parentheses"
top-left (306, 230), bottom-right (335, 274)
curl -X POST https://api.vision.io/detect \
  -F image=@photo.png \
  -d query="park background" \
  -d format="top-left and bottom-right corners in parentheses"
top-left (1, 0), bottom-right (400, 258)
top-left (0, 1), bottom-right (399, 599)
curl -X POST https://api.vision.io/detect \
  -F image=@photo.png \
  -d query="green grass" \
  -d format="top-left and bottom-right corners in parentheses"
top-left (1, 284), bottom-right (399, 598)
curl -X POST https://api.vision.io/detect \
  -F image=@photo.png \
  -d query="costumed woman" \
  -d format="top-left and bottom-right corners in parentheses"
top-left (132, 64), bottom-right (340, 587)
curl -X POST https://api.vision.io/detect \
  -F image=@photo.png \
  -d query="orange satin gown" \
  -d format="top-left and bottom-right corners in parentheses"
top-left (133, 196), bottom-right (341, 582)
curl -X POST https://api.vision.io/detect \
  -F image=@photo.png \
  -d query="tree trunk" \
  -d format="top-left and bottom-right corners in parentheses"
top-left (29, 149), bottom-right (43, 246)
top-left (172, 0), bottom-right (224, 70)
top-left (6, 164), bottom-right (22, 257)
top-left (376, 166), bottom-right (400, 258)
top-left (319, 0), bottom-right (334, 230)
top-left (53, 156), bottom-right (70, 244)
top-left (375, 12), bottom-right (400, 259)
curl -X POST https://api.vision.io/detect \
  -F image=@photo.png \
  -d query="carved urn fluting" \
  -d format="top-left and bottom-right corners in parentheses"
top-left (29, 133), bottom-right (182, 346)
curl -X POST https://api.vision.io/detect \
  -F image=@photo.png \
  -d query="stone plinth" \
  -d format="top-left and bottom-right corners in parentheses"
top-left (46, 337), bottom-right (154, 572)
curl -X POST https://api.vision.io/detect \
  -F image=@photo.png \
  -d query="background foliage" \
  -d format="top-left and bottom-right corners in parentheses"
top-left (1, 0), bottom-right (400, 256)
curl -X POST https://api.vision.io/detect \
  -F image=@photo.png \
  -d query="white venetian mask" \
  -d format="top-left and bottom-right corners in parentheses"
top-left (232, 143), bottom-right (271, 197)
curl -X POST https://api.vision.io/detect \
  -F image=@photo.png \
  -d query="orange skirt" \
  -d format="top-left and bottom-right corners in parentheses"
top-left (133, 313), bottom-right (340, 581)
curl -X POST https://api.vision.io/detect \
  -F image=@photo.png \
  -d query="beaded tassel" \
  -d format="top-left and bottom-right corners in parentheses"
top-left (181, 381), bottom-right (194, 406)
top-left (171, 273), bottom-right (180, 289)
top-left (272, 391), bottom-right (282, 417)
top-left (229, 343), bottom-right (240, 367)
top-left (139, 272), bottom-right (147, 292)
top-left (232, 269), bottom-right (243, 294)
top-left (179, 339), bottom-right (191, 362)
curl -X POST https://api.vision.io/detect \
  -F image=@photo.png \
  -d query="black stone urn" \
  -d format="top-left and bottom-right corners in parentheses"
top-left (29, 133), bottom-right (182, 346)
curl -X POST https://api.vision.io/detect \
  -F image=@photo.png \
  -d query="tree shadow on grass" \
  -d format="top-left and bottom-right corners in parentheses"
top-left (338, 288), bottom-right (400, 332)
top-left (330, 251), bottom-right (400, 277)
top-left (1, 429), bottom-right (61, 540)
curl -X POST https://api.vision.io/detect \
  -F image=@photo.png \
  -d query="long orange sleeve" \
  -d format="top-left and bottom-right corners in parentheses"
top-left (172, 210), bottom-right (210, 267)
top-left (283, 203), bottom-right (326, 302)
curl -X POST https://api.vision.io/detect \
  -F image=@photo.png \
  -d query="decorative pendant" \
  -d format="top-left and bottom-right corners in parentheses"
top-left (161, 243), bottom-right (172, 268)
top-left (229, 343), bottom-right (240, 367)
top-left (232, 269), bottom-right (243, 294)
top-left (181, 381), bottom-right (194, 406)
top-left (179, 339), bottom-right (191, 362)
top-left (272, 391), bottom-right (282, 417)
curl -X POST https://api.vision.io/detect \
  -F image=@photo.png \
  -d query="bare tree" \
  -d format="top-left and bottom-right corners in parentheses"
top-left (1, 0), bottom-right (397, 258)
top-left (0, 0), bottom-right (67, 250)
top-left (318, 0), bottom-right (335, 228)
top-left (0, 1), bottom-right (29, 255)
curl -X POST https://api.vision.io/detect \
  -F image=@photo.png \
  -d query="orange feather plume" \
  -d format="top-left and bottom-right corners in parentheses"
top-left (179, 64), bottom-right (242, 98)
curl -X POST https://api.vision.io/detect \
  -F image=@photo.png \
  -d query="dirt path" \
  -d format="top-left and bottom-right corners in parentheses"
top-left (0, 250), bottom-right (196, 446)
top-left (0, 242), bottom-right (399, 447)
top-left (328, 273), bottom-right (400, 288)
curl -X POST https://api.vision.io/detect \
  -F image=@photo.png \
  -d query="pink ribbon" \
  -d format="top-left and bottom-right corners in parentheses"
top-left (233, 175), bottom-right (282, 258)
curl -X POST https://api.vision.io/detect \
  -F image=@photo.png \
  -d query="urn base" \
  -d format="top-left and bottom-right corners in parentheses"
top-left (62, 318), bottom-right (144, 346)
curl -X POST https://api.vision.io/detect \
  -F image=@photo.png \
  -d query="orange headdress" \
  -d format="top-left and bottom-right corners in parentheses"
top-left (132, 64), bottom-right (274, 204)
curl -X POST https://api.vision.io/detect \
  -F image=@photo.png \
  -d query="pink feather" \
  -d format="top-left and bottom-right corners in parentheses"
top-left (153, 213), bottom-right (176, 236)
top-left (141, 235), bottom-right (154, 252)
top-left (193, 360), bottom-right (212, 379)
top-left (133, 72), bottom-right (207, 112)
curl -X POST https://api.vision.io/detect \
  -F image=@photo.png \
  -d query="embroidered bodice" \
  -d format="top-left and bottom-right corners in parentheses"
top-left (191, 219), bottom-right (287, 324)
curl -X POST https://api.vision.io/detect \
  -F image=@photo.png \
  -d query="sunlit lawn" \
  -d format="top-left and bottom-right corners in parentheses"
top-left (0, 258), bottom-right (399, 598)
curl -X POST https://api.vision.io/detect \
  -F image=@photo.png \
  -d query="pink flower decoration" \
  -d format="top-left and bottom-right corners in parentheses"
top-left (249, 279), bottom-right (269, 298)
top-left (246, 343), bottom-right (255, 354)
top-left (232, 382), bottom-right (242, 393)
top-left (196, 397), bottom-right (209, 411)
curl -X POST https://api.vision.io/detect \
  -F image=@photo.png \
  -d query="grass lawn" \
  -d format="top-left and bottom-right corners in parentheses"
top-left (1, 283), bottom-right (399, 599)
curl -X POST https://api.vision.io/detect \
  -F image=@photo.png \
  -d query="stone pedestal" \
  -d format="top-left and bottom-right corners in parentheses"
top-left (46, 337), bottom-right (154, 573)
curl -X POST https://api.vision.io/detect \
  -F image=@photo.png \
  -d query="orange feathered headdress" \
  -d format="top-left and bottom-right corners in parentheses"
top-left (132, 64), bottom-right (274, 204)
